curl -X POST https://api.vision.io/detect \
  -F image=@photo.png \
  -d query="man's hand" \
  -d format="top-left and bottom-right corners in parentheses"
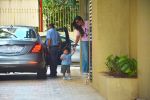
top-left (47, 47), bottom-right (50, 54)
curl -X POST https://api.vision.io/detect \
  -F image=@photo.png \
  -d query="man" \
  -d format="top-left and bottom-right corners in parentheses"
top-left (46, 24), bottom-right (61, 77)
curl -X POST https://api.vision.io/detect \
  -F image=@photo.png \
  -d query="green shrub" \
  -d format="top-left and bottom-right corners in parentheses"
top-left (105, 55), bottom-right (137, 77)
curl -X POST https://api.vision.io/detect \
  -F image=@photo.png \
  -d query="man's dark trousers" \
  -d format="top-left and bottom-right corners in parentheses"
top-left (49, 46), bottom-right (59, 77)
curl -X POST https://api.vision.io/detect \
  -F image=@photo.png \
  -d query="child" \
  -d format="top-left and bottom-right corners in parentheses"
top-left (60, 48), bottom-right (75, 80)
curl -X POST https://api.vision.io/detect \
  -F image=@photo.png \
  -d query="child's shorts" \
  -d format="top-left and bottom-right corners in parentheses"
top-left (61, 65), bottom-right (70, 73)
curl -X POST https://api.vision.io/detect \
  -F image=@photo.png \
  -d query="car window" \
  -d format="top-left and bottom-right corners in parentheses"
top-left (61, 36), bottom-right (74, 43)
top-left (61, 36), bottom-right (66, 42)
top-left (0, 27), bottom-right (36, 39)
top-left (0, 29), bottom-right (14, 38)
top-left (41, 36), bottom-right (46, 42)
top-left (41, 36), bottom-right (66, 43)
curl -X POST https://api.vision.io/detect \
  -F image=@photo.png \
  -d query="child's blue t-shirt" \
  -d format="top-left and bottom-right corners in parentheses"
top-left (61, 54), bottom-right (72, 65)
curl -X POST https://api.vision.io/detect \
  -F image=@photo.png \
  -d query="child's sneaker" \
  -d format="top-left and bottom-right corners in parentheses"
top-left (67, 76), bottom-right (72, 80)
top-left (63, 76), bottom-right (67, 80)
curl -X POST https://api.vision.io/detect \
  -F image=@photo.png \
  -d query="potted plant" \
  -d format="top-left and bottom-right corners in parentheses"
top-left (97, 55), bottom-right (138, 100)
top-left (105, 55), bottom-right (137, 77)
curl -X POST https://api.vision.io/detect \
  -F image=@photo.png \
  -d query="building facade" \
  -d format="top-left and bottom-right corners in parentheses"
top-left (0, 0), bottom-right (39, 27)
top-left (80, 0), bottom-right (150, 99)
top-left (0, 0), bottom-right (150, 99)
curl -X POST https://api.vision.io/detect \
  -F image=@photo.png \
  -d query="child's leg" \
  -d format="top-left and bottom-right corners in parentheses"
top-left (61, 65), bottom-right (66, 77)
top-left (67, 73), bottom-right (71, 77)
top-left (62, 71), bottom-right (67, 80)
top-left (62, 65), bottom-right (68, 80)
top-left (66, 65), bottom-right (71, 75)
top-left (63, 72), bottom-right (65, 77)
top-left (66, 66), bottom-right (71, 80)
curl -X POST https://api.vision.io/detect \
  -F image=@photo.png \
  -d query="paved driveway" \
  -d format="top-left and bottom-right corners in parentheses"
top-left (0, 66), bottom-right (105, 100)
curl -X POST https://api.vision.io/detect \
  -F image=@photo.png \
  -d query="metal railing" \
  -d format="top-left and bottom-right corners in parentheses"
top-left (43, 5), bottom-right (79, 32)
top-left (0, 8), bottom-right (39, 26)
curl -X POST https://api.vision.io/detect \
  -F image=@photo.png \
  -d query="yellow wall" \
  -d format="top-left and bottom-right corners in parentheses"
top-left (91, 0), bottom-right (150, 99)
top-left (137, 0), bottom-right (150, 99)
top-left (79, 0), bottom-right (89, 20)
top-left (129, 0), bottom-right (137, 59)
top-left (92, 0), bottom-right (130, 88)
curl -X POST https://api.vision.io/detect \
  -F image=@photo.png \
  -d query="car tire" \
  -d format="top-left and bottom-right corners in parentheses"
top-left (37, 65), bottom-right (47, 79)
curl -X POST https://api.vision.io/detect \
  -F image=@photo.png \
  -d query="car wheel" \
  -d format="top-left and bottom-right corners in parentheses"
top-left (37, 65), bottom-right (47, 79)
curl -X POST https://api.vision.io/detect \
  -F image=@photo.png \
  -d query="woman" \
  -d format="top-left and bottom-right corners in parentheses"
top-left (72, 16), bottom-right (89, 75)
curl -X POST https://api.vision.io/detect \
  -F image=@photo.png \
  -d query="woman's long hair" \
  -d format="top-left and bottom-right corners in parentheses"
top-left (72, 16), bottom-right (85, 37)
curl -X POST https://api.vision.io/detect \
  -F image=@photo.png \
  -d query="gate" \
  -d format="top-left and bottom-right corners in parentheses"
top-left (43, 4), bottom-right (79, 31)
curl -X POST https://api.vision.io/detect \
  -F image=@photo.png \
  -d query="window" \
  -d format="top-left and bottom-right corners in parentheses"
top-left (0, 27), bottom-right (37, 39)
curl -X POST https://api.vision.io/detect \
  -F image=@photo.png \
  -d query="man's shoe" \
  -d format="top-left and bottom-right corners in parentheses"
top-left (49, 74), bottom-right (54, 77)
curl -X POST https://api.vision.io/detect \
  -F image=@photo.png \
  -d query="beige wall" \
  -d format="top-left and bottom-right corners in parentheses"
top-left (79, 0), bottom-right (89, 20)
top-left (92, 0), bottom-right (130, 88)
top-left (79, 0), bottom-right (150, 99)
top-left (129, 0), bottom-right (137, 59)
top-left (137, 0), bottom-right (150, 99)
top-left (0, 0), bottom-right (39, 27)
top-left (91, 0), bottom-right (150, 99)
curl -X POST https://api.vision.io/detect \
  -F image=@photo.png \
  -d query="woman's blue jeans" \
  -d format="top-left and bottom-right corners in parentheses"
top-left (81, 41), bottom-right (89, 73)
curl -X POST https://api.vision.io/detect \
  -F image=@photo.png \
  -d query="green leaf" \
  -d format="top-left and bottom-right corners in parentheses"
top-left (105, 54), bottom-right (137, 77)
top-left (121, 64), bottom-right (129, 72)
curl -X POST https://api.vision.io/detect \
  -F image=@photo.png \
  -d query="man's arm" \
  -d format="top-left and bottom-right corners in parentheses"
top-left (48, 39), bottom-right (51, 47)
top-left (46, 30), bottom-right (52, 47)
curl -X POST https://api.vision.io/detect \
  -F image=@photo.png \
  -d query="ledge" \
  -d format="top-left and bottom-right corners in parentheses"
top-left (97, 73), bottom-right (138, 100)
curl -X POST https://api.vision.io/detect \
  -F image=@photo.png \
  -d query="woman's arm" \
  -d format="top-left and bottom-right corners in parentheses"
top-left (71, 49), bottom-right (75, 55)
top-left (75, 35), bottom-right (80, 46)
top-left (74, 29), bottom-right (80, 46)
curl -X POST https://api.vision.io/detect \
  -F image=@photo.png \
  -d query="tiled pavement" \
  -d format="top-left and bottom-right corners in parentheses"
top-left (0, 65), bottom-right (105, 100)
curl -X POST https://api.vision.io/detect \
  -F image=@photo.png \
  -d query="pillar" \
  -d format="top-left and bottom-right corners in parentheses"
top-left (137, 0), bottom-right (150, 99)
top-left (92, 0), bottom-right (130, 89)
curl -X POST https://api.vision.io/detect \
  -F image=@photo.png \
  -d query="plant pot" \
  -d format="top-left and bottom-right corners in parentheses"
top-left (97, 73), bottom-right (138, 100)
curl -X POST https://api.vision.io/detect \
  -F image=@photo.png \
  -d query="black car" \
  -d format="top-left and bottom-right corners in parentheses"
top-left (0, 26), bottom-right (47, 78)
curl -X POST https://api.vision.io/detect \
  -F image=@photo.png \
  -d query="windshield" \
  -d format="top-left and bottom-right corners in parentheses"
top-left (0, 27), bottom-right (37, 39)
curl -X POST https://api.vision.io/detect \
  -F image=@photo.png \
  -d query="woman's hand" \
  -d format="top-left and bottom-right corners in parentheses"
top-left (73, 45), bottom-right (76, 51)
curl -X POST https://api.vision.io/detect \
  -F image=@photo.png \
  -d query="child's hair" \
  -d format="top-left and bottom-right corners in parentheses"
top-left (63, 47), bottom-right (71, 53)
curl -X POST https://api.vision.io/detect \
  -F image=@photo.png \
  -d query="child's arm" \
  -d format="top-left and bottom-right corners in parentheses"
top-left (60, 54), bottom-right (65, 60)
